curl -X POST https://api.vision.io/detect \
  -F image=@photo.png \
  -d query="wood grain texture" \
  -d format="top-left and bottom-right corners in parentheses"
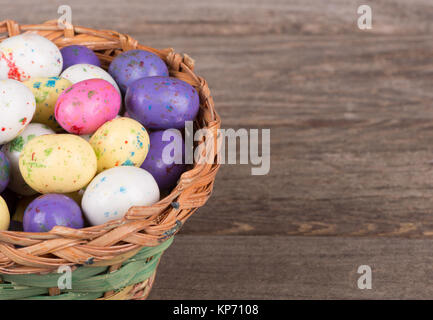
top-left (150, 236), bottom-right (433, 299)
top-left (2, 0), bottom-right (433, 298)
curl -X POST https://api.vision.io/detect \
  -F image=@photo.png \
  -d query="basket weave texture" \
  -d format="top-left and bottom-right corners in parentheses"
top-left (0, 19), bottom-right (220, 299)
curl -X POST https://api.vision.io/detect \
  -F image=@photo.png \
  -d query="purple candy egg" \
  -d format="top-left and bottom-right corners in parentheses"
top-left (108, 49), bottom-right (168, 94)
top-left (23, 194), bottom-right (84, 232)
top-left (60, 45), bottom-right (101, 71)
top-left (125, 76), bottom-right (200, 130)
top-left (0, 150), bottom-right (10, 193)
top-left (141, 130), bottom-right (187, 190)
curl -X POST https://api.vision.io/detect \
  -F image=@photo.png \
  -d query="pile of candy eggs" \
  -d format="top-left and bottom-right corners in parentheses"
top-left (0, 33), bottom-right (199, 232)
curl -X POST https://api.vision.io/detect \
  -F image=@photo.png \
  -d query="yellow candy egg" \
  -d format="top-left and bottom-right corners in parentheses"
top-left (23, 77), bottom-right (72, 132)
top-left (0, 196), bottom-right (10, 230)
top-left (90, 117), bottom-right (150, 173)
top-left (19, 134), bottom-right (97, 193)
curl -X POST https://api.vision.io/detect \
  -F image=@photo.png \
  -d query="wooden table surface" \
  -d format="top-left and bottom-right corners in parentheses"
top-left (3, 0), bottom-right (433, 299)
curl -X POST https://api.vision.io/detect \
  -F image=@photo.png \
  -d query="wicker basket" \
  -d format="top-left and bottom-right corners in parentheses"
top-left (0, 19), bottom-right (220, 300)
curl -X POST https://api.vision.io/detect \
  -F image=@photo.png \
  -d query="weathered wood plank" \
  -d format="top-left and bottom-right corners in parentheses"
top-left (2, 0), bottom-right (433, 37)
top-left (177, 32), bottom-right (433, 237)
top-left (150, 235), bottom-right (433, 299)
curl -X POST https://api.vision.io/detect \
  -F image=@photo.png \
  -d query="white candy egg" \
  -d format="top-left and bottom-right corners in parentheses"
top-left (0, 33), bottom-right (63, 81)
top-left (0, 79), bottom-right (36, 144)
top-left (82, 166), bottom-right (160, 226)
top-left (1, 123), bottom-right (55, 195)
top-left (60, 64), bottom-right (120, 93)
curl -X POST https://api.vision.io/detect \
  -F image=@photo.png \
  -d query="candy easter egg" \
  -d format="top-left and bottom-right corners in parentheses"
top-left (60, 45), bottom-right (101, 71)
top-left (19, 134), bottom-right (97, 194)
top-left (23, 77), bottom-right (72, 132)
top-left (23, 194), bottom-right (84, 232)
top-left (140, 130), bottom-right (187, 190)
top-left (55, 79), bottom-right (121, 135)
top-left (60, 64), bottom-right (120, 93)
top-left (2, 123), bottom-right (55, 196)
top-left (0, 150), bottom-right (10, 193)
top-left (125, 76), bottom-right (200, 129)
top-left (108, 49), bottom-right (168, 94)
top-left (0, 195), bottom-right (10, 230)
top-left (0, 33), bottom-right (62, 81)
top-left (82, 166), bottom-right (159, 226)
top-left (0, 79), bottom-right (36, 144)
top-left (80, 114), bottom-right (122, 141)
top-left (89, 117), bottom-right (150, 172)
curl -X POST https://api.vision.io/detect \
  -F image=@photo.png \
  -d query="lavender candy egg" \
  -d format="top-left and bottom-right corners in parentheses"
top-left (0, 150), bottom-right (10, 193)
top-left (23, 194), bottom-right (84, 232)
top-left (125, 76), bottom-right (200, 130)
top-left (60, 45), bottom-right (101, 71)
top-left (108, 50), bottom-right (168, 94)
top-left (141, 130), bottom-right (187, 190)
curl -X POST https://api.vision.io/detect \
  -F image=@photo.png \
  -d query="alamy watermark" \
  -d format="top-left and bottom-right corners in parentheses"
top-left (357, 5), bottom-right (372, 30)
top-left (357, 265), bottom-right (372, 289)
top-left (57, 265), bottom-right (72, 290)
top-left (57, 5), bottom-right (72, 29)
top-left (160, 122), bottom-right (270, 176)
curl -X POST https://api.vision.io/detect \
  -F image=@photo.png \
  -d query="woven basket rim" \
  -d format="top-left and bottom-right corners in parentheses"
top-left (0, 19), bottom-right (221, 274)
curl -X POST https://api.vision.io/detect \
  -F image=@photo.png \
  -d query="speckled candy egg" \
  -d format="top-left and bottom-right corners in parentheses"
top-left (60, 45), bottom-right (101, 71)
top-left (0, 150), bottom-right (10, 193)
top-left (0, 33), bottom-right (62, 81)
top-left (108, 50), bottom-right (168, 94)
top-left (140, 130), bottom-right (187, 190)
top-left (125, 76), bottom-right (200, 129)
top-left (90, 117), bottom-right (149, 173)
top-left (2, 123), bottom-right (55, 196)
top-left (23, 77), bottom-right (72, 132)
top-left (80, 114), bottom-right (121, 141)
top-left (19, 134), bottom-right (97, 194)
top-left (60, 64), bottom-right (120, 93)
top-left (0, 79), bottom-right (36, 144)
top-left (82, 166), bottom-right (160, 226)
top-left (0, 195), bottom-right (10, 230)
top-left (23, 194), bottom-right (84, 232)
top-left (13, 192), bottom-right (83, 223)
top-left (55, 79), bottom-right (121, 135)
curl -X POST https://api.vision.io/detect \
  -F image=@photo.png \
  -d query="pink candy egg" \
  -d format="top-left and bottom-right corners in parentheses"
top-left (54, 79), bottom-right (121, 135)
